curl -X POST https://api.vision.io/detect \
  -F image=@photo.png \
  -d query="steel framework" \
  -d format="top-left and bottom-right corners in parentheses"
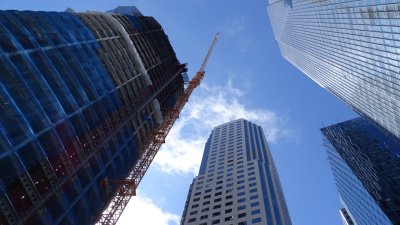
top-left (96, 32), bottom-right (220, 225)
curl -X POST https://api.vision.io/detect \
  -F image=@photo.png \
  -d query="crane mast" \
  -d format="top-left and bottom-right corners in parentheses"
top-left (96, 32), bottom-right (220, 225)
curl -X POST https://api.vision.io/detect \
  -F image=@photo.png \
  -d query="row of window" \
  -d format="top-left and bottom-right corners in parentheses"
top-left (188, 206), bottom-right (262, 224)
top-left (195, 172), bottom-right (257, 193)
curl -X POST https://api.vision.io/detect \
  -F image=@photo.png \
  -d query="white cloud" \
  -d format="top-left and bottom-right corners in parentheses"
top-left (117, 192), bottom-right (179, 225)
top-left (225, 16), bottom-right (246, 36)
top-left (153, 79), bottom-right (289, 176)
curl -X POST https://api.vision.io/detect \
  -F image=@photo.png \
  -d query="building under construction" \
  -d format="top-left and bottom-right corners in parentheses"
top-left (0, 6), bottom-right (188, 225)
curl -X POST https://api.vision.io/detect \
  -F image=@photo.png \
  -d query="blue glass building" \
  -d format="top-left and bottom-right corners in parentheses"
top-left (181, 119), bottom-right (292, 225)
top-left (267, 0), bottom-right (400, 140)
top-left (0, 8), bottom-right (186, 225)
top-left (322, 118), bottom-right (400, 224)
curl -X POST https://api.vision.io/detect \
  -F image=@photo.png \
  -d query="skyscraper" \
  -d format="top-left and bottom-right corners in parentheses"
top-left (339, 208), bottom-right (354, 225)
top-left (322, 118), bottom-right (400, 225)
top-left (180, 119), bottom-right (292, 225)
top-left (267, 0), bottom-right (400, 140)
top-left (0, 7), bottom-right (186, 225)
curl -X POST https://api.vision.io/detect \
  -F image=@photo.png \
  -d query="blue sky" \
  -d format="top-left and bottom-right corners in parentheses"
top-left (1, 0), bottom-right (358, 224)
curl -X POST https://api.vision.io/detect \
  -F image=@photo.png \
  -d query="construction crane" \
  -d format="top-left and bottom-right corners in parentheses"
top-left (96, 32), bottom-right (220, 225)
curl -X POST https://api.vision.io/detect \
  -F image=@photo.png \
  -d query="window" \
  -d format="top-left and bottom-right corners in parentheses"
top-left (238, 213), bottom-right (246, 218)
top-left (188, 218), bottom-right (196, 223)
top-left (216, 186), bottom-right (222, 190)
top-left (248, 172), bottom-right (255, 176)
top-left (225, 208), bottom-right (232, 213)
top-left (200, 215), bottom-right (208, 220)
top-left (237, 174), bottom-right (244, 179)
top-left (225, 216), bottom-right (233, 222)
top-left (238, 205), bottom-right (246, 210)
top-left (226, 195), bottom-right (233, 199)
top-left (205, 189), bottom-right (212, 193)
top-left (250, 202), bottom-right (259, 207)
top-left (214, 198), bottom-right (221, 202)
top-left (190, 210), bottom-right (197, 215)
top-left (237, 169), bottom-right (244, 174)
top-left (248, 166), bottom-right (254, 171)
top-left (237, 180), bottom-right (244, 184)
top-left (237, 186), bottom-right (245, 190)
top-left (249, 182), bottom-right (257, 187)
top-left (212, 219), bottom-right (220, 224)
top-left (237, 191), bottom-right (245, 196)
top-left (203, 201), bottom-right (210, 205)
top-left (238, 222), bottom-right (247, 225)
top-left (194, 192), bottom-right (201, 196)
top-left (193, 198), bottom-right (200, 202)
top-left (204, 194), bottom-right (211, 199)
top-left (250, 188), bottom-right (258, 193)
top-left (225, 201), bottom-right (233, 206)
top-left (250, 195), bottom-right (258, 200)
top-left (202, 207), bottom-right (209, 212)
top-left (192, 204), bottom-right (199, 208)
top-left (215, 192), bottom-right (222, 196)
top-left (252, 218), bottom-right (262, 223)
top-left (251, 209), bottom-right (260, 215)
top-left (213, 204), bottom-right (221, 209)
top-left (248, 177), bottom-right (256, 181)
top-left (212, 212), bottom-right (220, 217)
top-left (238, 198), bottom-right (245, 203)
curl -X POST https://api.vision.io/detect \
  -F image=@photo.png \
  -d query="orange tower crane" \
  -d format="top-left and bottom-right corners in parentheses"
top-left (96, 32), bottom-right (220, 225)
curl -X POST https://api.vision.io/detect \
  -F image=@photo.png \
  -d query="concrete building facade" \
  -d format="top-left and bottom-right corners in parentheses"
top-left (181, 119), bottom-right (291, 225)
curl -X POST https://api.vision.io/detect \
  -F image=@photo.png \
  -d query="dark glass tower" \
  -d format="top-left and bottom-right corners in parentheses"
top-left (267, 0), bottom-right (400, 140)
top-left (0, 7), bottom-right (186, 225)
top-left (322, 118), bottom-right (400, 225)
top-left (180, 119), bottom-right (291, 225)
top-left (339, 208), bottom-right (354, 225)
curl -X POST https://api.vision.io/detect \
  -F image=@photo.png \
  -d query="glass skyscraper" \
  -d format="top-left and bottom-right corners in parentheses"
top-left (0, 7), bottom-right (186, 225)
top-left (322, 118), bottom-right (400, 225)
top-left (339, 208), bottom-right (354, 225)
top-left (267, 0), bottom-right (400, 140)
top-left (180, 119), bottom-right (292, 225)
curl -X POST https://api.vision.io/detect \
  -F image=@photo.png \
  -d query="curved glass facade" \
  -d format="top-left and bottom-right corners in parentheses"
top-left (0, 9), bottom-right (185, 225)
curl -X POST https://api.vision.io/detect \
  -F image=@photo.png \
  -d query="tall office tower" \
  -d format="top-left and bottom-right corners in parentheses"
top-left (0, 7), bottom-right (186, 225)
top-left (339, 208), bottom-right (354, 225)
top-left (180, 119), bottom-right (292, 225)
top-left (322, 118), bottom-right (400, 225)
top-left (267, 0), bottom-right (400, 140)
